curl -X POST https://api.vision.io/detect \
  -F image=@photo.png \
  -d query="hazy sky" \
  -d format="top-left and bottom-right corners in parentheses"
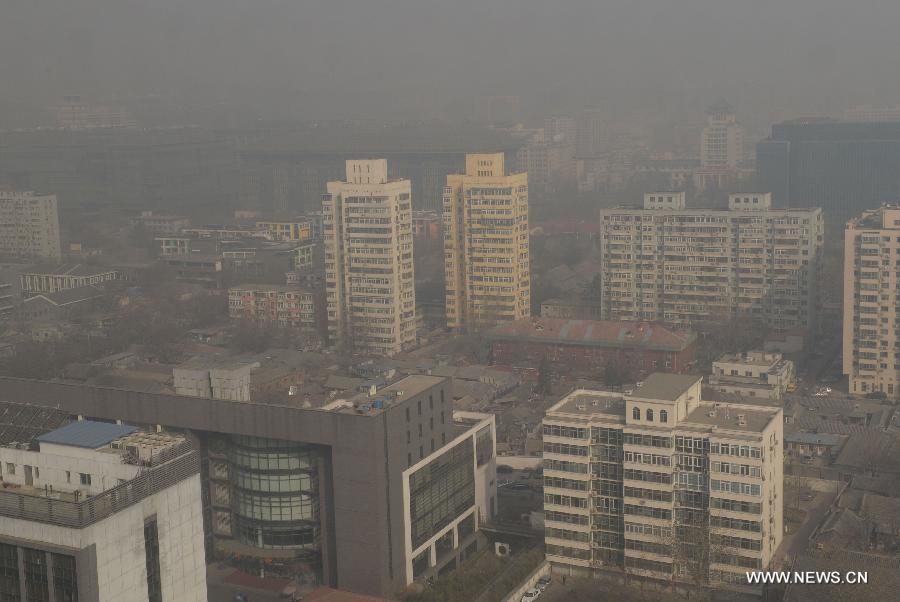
top-left (3, 0), bottom-right (900, 125)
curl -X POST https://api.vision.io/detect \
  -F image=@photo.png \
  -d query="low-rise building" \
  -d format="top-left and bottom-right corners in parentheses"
top-left (228, 284), bottom-right (317, 331)
top-left (256, 219), bottom-right (313, 242)
top-left (130, 211), bottom-right (190, 234)
top-left (0, 419), bottom-right (206, 601)
top-left (19, 264), bottom-right (120, 294)
top-left (542, 373), bottom-right (783, 588)
top-left (488, 317), bottom-right (696, 376)
top-left (708, 351), bottom-right (795, 400)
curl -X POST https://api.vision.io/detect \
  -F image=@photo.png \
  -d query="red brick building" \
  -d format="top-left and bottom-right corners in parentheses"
top-left (488, 317), bottom-right (696, 377)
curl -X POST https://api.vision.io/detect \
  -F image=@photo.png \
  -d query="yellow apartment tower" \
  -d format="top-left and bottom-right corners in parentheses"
top-left (443, 153), bottom-right (530, 331)
top-left (323, 159), bottom-right (417, 356)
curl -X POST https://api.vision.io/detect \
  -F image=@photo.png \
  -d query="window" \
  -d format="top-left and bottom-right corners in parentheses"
top-left (647, 409), bottom-right (654, 422)
top-left (417, 400), bottom-right (422, 416)
top-left (79, 473), bottom-right (91, 486)
top-left (660, 410), bottom-right (668, 423)
top-left (5, 463), bottom-right (13, 475)
top-left (406, 408), bottom-right (410, 422)
top-left (65, 471), bottom-right (71, 484)
top-left (144, 518), bottom-right (162, 602)
top-left (632, 407), bottom-right (641, 420)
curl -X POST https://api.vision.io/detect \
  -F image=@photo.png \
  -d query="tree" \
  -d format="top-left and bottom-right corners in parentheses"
top-left (536, 355), bottom-right (553, 395)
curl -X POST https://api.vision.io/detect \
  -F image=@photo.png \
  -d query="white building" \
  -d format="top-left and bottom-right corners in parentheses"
top-left (709, 351), bottom-right (796, 400)
top-left (323, 160), bottom-right (417, 356)
top-left (700, 101), bottom-right (743, 171)
top-left (0, 191), bottom-right (62, 261)
top-left (0, 420), bottom-right (207, 601)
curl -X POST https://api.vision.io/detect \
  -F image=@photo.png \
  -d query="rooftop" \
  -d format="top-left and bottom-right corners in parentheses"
top-left (321, 375), bottom-right (445, 415)
top-left (0, 401), bottom-right (70, 445)
top-left (684, 404), bottom-right (778, 433)
top-left (36, 420), bottom-right (138, 449)
top-left (784, 432), bottom-right (844, 447)
top-left (631, 373), bottom-right (702, 401)
top-left (22, 263), bottom-right (119, 277)
top-left (489, 318), bottom-right (695, 351)
top-left (551, 392), bottom-right (626, 417)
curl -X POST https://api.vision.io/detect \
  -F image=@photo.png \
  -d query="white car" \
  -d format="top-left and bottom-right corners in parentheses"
top-left (521, 588), bottom-right (541, 602)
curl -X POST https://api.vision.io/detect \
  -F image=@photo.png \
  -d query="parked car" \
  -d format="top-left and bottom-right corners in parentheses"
top-left (536, 575), bottom-right (552, 591)
top-left (521, 589), bottom-right (541, 602)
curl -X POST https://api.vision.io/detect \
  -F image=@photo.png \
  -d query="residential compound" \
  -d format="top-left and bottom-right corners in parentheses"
top-left (709, 351), bottom-right (795, 400)
top-left (0, 190), bottom-right (61, 261)
top-left (542, 374), bottom-right (783, 587)
top-left (443, 153), bottom-right (530, 331)
top-left (228, 284), bottom-right (317, 331)
top-left (0, 375), bottom-right (497, 597)
top-left (0, 415), bottom-right (206, 601)
top-left (599, 192), bottom-right (823, 332)
top-left (843, 205), bottom-right (900, 399)
top-left (323, 159), bottom-right (417, 356)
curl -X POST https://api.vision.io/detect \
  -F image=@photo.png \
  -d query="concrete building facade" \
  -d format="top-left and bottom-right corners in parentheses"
top-left (709, 351), bottom-right (795, 400)
top-left (0, 420), bottom-right (206, 601)
top-left (0, 375), bottom-right (496, 598)
top-left (843, 205), bottom-right (900, 398)
top-left (228, 284), bottom-right (317, 330)
top-left (443, 153), bottom-right (530, 331)
top-left (700, 102), bottom-right (743, 171)
top-left (0, 191), bottom-right (61, 261)
top-left (542, 373), bottom-right (783, 588)
top-left (323, 160), bottom-right (417, 356)
top-left (598, 193), bottom-right (823, 332)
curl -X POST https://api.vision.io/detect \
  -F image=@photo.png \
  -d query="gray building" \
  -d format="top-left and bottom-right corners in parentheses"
top-left (757, 119), bottom-right (900, 225)
top-left (0, 375), bottom-right (497, 597)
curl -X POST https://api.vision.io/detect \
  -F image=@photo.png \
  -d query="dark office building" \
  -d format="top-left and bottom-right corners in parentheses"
top-left (0, 375), bottom-right (497, 598)
top-left (757, 119), bottom-right (900, 225)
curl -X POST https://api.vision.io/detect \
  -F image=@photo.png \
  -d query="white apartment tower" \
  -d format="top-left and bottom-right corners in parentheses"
top-left (0, 191), bottom-right (62, 260)
top-left (443, 154), bottom-right (530, 331)
top-left (700, 101), bottom-right (743, 170)
top-left (323, 160), bottom-right (416, 356)
top-left (598, 193), bottom-right (823, 332)
top-left (843, 205), bottom-right (900, 399)
top-left (543, 373), bottom-right (783, 587)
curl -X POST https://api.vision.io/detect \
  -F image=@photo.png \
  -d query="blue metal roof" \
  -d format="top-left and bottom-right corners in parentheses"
top-left (36, 421), bottom-right (138, 449)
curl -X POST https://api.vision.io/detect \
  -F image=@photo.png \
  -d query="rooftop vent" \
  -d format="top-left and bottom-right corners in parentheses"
top-left (737, 414), bottom-right (746, 426)
top-left (576, 403), bottom-right (586, 411)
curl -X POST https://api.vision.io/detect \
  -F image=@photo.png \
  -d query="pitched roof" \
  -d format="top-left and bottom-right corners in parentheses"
top-left (23, 263), bottom-right (118, 277)
top-left (489, 318), bottom-right (696, 351)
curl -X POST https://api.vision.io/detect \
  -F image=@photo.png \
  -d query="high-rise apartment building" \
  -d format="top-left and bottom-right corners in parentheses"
top-left (843, 205), bottom-right (900, 399)
top-left (598, 192), bottom-right (823, 332)
top-left (700, 101), bottom-right (743, 170)
top-left (0, 191), bottom-right (61, 261)
top-left (542, 373), bottom-right (783, 587)
top-left (444, 153), bottom-right (530, 331)
top-left (323, 160), bottom-right (416, 355)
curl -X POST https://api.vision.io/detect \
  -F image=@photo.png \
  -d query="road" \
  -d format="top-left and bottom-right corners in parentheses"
top-left (774, 488), bottom-right (837, 567)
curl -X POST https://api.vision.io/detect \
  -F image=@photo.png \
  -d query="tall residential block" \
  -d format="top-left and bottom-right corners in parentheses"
top-left (542, 373), bottom-right (783, 587)
top-left (598, 192), bottom-right (823, 332)
top-left (323, 160), bottom-right (416, 355)
top-left (443, 153), bottom-right (530, 331)
top-left (700, 101), bottom-right (743, 170)
top-left (0, 191), bottom-right (61, 260)
top-left (843, 205), bottom-right (900, 399)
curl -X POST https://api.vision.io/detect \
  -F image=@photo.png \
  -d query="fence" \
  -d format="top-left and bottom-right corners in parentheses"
top-left (0, 447), bottom-right (199, 529)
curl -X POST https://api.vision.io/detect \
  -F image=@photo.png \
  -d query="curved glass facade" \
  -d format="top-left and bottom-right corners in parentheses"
top-left (228, 436), bottom-right (320, 550)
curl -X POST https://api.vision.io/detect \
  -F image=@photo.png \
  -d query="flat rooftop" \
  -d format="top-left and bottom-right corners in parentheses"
top-left (631, 373), bottom-right (702, 401)
top-left (684, 404), bottom-right (777, 433)
top-left (550, 391), bottom-right (626, 417)
top-left (489, 318), bottom-right (695, 351)
top-left (321, 375), bottom-right (445, 415)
